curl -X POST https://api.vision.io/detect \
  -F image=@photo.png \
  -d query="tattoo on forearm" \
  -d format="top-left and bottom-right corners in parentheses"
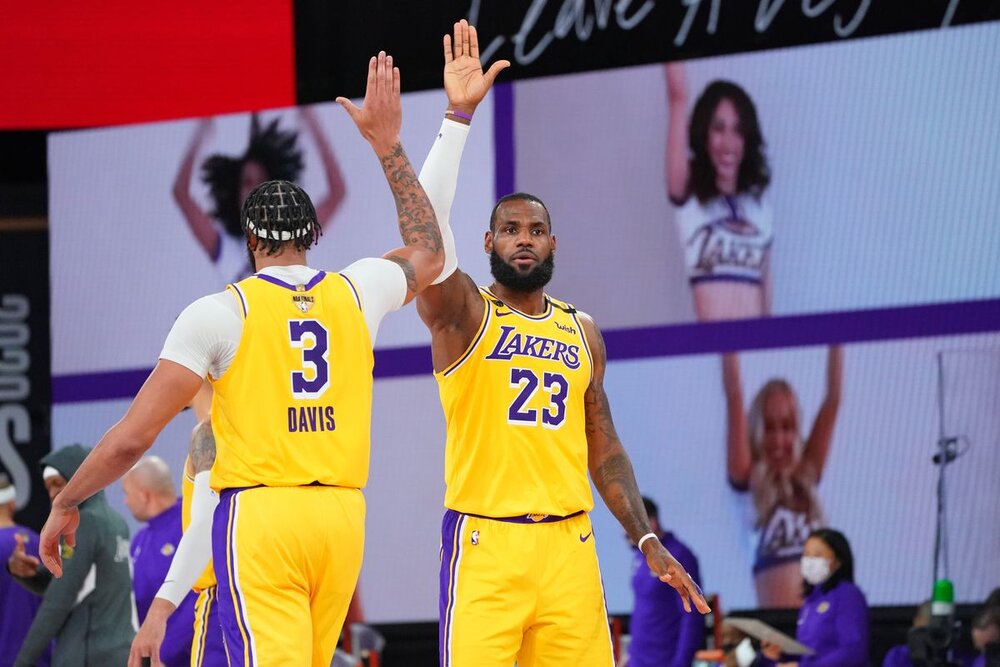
top-left (379, 142), bottom-right (442, 254)
top-left (189, 421), bottom-right (217, 474)
top-left (592, 451), bottom-right (649, 543)
top-left (385, 255), bottom-right (417, 294)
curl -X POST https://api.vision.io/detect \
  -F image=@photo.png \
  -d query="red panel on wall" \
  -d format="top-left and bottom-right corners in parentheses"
top-left (0, 0), bottom-right (296, 128)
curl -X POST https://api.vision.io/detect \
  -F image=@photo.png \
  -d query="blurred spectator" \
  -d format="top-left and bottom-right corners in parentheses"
top-left (971, 606), bottom-right (1000, 667)
top-left (0, 474), bottom-right (49, 667)
top-left (123, 457), bottom-right (196, 667)
top-left (8, 445), bottom-right (133, 666)
top-left (882, 600), bottom-right (932, 667)
top-left (628, 496), bottom-right (705, 667)
top-left (760, 528), bottom-right (868, 667)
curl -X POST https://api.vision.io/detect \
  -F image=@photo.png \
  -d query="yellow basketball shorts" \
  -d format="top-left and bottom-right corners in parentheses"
top-left (190, 586), bottom-right (227, 666)
top-left (439, 509), bottom-right (614, 667)
top-left (213, 485), bottom-right (365, 667)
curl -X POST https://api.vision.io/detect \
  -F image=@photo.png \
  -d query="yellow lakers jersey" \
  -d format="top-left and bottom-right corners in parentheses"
top-left (210, 271), bottom-right (374, 491)
top-left (181, 457), bottom-right (216, 592)
top-left (436, 287), bottom-right (595, 517)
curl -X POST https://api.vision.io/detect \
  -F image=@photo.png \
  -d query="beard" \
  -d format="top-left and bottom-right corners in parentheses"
top-left (489, 249), bottom-right (555, 293)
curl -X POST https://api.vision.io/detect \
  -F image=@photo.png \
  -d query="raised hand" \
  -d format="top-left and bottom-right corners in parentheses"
top-left (665, 61), bottom-right (688, 104)
top-left (443, 19), bottom-right (511, 116)
top-left (645, 542), bottom-right (711, 614)
top-left (336, 51), bottom-right (402, 156)
top-left (8, 532), bottom-right (41, 578)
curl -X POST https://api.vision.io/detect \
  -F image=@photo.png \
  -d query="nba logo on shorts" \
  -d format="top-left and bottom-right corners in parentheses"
top-left (471, 530), bottom-right (480, 546)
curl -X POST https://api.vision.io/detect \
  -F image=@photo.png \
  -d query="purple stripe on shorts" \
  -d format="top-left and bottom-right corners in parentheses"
top-left (439, 510), bottom-right (466, 667)
top-left (213, 489), bottom-right (254, 667)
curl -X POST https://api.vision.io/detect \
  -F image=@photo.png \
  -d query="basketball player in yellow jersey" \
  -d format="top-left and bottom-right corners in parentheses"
top-left (39, 52), bottom-right (451, 667)
top-left (418, 21), bottom-right (711, 666)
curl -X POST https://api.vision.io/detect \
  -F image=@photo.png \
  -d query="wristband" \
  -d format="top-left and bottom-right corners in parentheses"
top-left (637, 532), bottom-right (658, 552)
top-left (446, 109), bottom-right (473, 122)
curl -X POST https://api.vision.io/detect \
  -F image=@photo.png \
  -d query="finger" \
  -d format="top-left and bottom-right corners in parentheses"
top-left (393, 67), bottom-right (401, 97)
top-left (461, 19), bottom-right (471, 59)
top-left (376, 51), bottom-right (386, 95)
top-left (65, 531), bottom-right (75, 549)
top-left (335, 97), bottom-right (361, 122)
top-left (13, 533), bottom-right (25, 553)
top-left (385, 54), bottom-right (394, 93)
top-left (153, 649), bottom-right (165, 667)
top-left (128, 644), bottom-right (141, 667)
top-left (365, 56), bottom-right (377, 100)
top-left (453, 22), bottom-right (463, 58)
top-left (483, 60), bottom-right (512, 87)
top-left (443, 34), bottom-right (453, 64)
top-left (469, 24), bottom-right (481, 60)
top-left (25, 555), bottom-right (40, 568)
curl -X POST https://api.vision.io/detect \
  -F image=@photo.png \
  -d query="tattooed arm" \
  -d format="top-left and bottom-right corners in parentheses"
top-left (131, 419), bottom-right (219, 667)
top-left (337, 52), bottom-right (444, 303)
top-left (580, 313), bottom-right (710, 614)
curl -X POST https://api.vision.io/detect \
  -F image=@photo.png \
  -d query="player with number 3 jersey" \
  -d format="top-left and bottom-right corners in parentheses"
top-left (38, 52), bottom-right (449, 667)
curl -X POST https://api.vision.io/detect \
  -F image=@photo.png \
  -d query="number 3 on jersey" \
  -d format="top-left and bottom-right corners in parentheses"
top-left (508, 368), bottom-right (568, 428)
top-left (289, 319), bottom-right (330, 399)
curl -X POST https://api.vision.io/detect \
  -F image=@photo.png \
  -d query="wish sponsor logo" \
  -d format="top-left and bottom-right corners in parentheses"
top-left (485, 325), bottom-right (581, 369)
top-left (554, 321), bottom-right (576, 335)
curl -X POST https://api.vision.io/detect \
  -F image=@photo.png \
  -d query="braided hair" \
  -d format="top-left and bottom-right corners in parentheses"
top-left (202, 114), bottom-right (304, 238)
top-left (241, 180), bottom-right (322, 257)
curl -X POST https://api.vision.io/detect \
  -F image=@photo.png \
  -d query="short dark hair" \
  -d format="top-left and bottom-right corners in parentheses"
top-left (642, 496), bottom-right (659, 523)
top-left (202, 114), bottom-right (304, 238)
top-left (489, 192), bottom-right (551, 232)
top-left (805, 527), bottom-right (855, 595)
top-left (688, 80), bottom-right (771, 203)
top-left (241, 180), bottom-right (321, 256)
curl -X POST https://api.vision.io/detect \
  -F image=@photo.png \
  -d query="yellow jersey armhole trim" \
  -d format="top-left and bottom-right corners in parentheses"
top-left (571, 309), bottom-right (595, 385)
top-left (226, 284), bottom-right (248, 321)
top-left (437, 290), bottom-right (492, 378)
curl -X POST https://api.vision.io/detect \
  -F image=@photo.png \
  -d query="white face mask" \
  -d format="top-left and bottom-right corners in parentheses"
top-left (735, 637), bottom-right (757, 667)
top-left (801, 556), bottom-right (831, 585)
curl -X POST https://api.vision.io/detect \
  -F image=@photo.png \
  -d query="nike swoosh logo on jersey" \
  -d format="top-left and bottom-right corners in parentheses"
top-left (579, 531), bottom-right (593, 543)
top-left (495, 310), bottom-right (514, 317)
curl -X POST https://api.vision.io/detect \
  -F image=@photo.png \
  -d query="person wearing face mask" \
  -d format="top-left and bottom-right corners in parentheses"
top-left (761, 528), bottom-right (869, 667)
top-left (723, 348), bottom-right (843, 609)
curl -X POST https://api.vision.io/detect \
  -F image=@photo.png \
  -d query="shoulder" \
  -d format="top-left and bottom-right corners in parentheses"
top-left (833, 581), bottom-right (868, 608)
top-left (177, 290), bottom-right (240, 321)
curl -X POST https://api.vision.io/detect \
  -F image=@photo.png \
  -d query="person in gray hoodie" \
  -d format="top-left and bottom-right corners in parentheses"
top-left (8, 445), bottom-right (133, 666)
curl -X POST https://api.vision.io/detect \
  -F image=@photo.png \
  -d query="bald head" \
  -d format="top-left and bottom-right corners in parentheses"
top-left (123, 456), bottom-right (177, 521)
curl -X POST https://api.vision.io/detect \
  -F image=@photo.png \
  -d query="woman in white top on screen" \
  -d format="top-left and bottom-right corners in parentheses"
top-left (665, 62), bottom-right (773, 321)
top-left (173, 107), bottom-right (346, 283)
top-left (723, 347), bottom-right (843, 609)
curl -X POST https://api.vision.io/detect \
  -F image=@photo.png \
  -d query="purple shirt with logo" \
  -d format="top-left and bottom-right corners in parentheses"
top-left (130, 501), bottom-right (197, 667)
top-left (0, 525), bottom-right (50, 667)
top-left (795, 580), bottom-right (869, 667)
top-left (629, 531), bottom-right (705, 667)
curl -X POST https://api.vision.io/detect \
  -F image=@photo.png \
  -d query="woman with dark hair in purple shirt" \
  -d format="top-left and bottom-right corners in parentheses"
top-left (762, 528), bottom-right (870, 667)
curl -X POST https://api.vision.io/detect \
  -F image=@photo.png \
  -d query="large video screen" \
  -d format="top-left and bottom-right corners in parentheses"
top-left (48, 22), bottom-right (1000, 621)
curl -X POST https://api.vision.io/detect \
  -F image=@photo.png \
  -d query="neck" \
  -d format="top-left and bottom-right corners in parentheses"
top-left (252, 246), bottom-right (308, 272)
top-left (716, 177), bottom-right (737, 196)
top-left (147, 496), bottom-right (177, 521)
top-left (489, 283), bottom-right (548, 315)
top-left (0, 515), bottom-right (13, 528)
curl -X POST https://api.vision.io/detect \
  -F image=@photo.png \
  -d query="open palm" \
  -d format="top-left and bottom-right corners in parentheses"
top-left (443, 20), bottom-right (510, 114)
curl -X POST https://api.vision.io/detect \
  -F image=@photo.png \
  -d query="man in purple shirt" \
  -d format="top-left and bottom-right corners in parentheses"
top-left (0, 475), bottom-right (49, 667)
top-left (123, 457), bottom-right (196, 667)
top-left (629, 496), bottom-right (705, 667)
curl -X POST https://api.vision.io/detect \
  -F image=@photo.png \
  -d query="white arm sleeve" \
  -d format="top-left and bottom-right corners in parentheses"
top-left (341, 258), bottom-right (408, 343)
top-left (154, 472), bottom-right (218, 607)
top-left (419, 118), bottom-right (469, 285)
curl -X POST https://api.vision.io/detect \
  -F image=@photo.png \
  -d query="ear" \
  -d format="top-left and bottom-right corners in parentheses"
top-left (484, 230), bottom-right (494, 255)
top-left (246, 235), bottom-right (260, 252)
top-left (549, 233), bottom-right (556, 255)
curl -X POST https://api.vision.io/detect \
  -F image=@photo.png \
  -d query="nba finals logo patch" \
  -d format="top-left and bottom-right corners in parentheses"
top-left (471, 530), bottom-right (480, 546)
top-left (292, 284), bottom-right (315, 313)
top-left (161, 543), bottom-right (176, 557)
